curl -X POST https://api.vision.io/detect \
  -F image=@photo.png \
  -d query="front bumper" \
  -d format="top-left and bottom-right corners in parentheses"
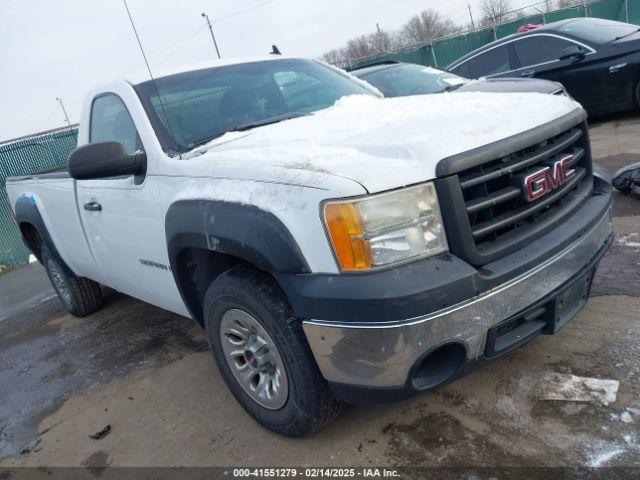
top-left (297, 176), bottom-right (613, 400)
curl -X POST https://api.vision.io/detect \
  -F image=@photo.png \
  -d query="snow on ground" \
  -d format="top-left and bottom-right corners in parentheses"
top-left (586, 447), bottom-right (625, 468)
top-left (616, 233), bottom-right (640, 249)
top-left (535, 372), bottom-right (619, 406)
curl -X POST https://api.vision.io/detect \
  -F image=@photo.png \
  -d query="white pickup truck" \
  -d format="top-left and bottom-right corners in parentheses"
top-left (6, 57), bottom-right (613, 436)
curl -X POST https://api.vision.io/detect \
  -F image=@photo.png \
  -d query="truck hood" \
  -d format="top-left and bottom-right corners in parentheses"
top-left (191, 92), bottom-right (582, 193)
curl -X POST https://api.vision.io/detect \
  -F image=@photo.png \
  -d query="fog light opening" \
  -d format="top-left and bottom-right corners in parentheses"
top-left (411, 343), bottom-right (466, 391)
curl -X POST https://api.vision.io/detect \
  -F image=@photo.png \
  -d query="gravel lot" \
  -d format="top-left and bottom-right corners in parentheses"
top-left (0, 113), bottom-right (638, 470)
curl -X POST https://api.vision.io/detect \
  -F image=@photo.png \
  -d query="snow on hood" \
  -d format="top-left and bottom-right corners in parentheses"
top-left (192, 92), bottom-right (582, 193)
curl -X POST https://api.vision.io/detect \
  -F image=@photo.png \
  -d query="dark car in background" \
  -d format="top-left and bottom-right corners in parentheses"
top-left (351, 61), bottom-right (566, 97)
top-left (447, 18), bottom-right (640, 115)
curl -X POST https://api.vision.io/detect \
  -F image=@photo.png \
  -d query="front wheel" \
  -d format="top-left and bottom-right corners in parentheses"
top-left (204, 265), bottom-right (343, 436)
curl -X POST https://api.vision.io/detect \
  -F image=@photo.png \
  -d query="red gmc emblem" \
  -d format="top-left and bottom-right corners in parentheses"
top-left (523, 154), bottom-right (576, 202)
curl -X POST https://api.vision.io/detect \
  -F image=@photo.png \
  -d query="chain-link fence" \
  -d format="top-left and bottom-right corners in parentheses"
top-left (0, 126), bottom-right (78, 266)
top-left (350, 0), bottom-right (638, 70)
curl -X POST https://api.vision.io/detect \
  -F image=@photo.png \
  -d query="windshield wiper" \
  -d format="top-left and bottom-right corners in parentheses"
top-left (229, 112), bottom-right (310, 132)
top-left (186, 112), bottom-right (310, 152)
top-left (443, 83), bottom-right (464, 92)
top-left (607, 27), bottom-right (640, 43)
top-left (187, 132), bottom-right (227, 150)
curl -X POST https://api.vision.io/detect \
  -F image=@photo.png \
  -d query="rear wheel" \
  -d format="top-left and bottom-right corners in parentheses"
top-left (41, 246), bottom-right (103, 317)
top-left (204, 264), bottom-right (344, 436)
top-left (635, 80), bottom-right (640, 110)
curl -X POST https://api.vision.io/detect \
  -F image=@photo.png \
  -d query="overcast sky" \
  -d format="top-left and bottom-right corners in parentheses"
top-left (1, 0), bottom-right (535, 141)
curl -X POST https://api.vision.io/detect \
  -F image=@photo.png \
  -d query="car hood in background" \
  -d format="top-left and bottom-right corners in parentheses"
top-left (190, 92), bottom-right (582, 193)
top-left (456, 77), bottom-right (563, 94)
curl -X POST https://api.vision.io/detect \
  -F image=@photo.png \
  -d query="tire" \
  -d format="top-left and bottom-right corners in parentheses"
top-left (635, 80), bottom-right (640, 110)
top-left (41, 246), bottom-right (103, 317)
top-left (204, 264), bottom-right (344, 436)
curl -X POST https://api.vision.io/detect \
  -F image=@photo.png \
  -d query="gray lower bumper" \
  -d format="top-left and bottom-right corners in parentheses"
top-left (302, 207), bottom-right (613, 388)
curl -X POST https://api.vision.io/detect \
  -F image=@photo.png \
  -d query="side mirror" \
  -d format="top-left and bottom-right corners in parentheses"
top-left (559, 45), bottom-right (585, 61)
top-left (68, 142), bottom-right (146, 182)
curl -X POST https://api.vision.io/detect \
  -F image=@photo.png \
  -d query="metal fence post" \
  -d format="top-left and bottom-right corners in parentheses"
top-left (625, 0), bottom-right (629, 22)
top-left (430, 40), bottom-right (438, 67)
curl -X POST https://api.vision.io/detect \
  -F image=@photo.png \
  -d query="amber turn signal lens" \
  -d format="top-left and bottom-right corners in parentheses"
top-left (324, 202), bottom-right (373, 271)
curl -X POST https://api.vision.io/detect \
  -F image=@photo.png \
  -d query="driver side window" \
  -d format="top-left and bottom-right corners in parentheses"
top-left (514, 36), bottom-right (576, 68)
top-left (90, 94), bottom-right (142, 155)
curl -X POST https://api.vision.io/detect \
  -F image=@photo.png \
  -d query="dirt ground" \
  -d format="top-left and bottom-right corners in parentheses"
top-left (0, 114), bottom-right (638, 470)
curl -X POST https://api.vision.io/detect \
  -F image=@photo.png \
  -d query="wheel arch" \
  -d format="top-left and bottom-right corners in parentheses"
top-left (14, 195), bottom-right (75, 276)
top-left (165, 200), bottom-right (310, 325)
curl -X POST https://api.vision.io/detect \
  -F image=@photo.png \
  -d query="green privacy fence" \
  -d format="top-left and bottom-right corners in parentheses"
top-left (352, 0), bottom-right (639, 70)
top-left (0, 126), bottom-right (78, 266)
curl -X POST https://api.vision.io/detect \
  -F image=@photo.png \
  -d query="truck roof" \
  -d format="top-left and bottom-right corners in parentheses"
top-left (123, 55), bottom-right (302, 84)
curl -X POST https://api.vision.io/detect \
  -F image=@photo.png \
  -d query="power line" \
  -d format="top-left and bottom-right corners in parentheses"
top-left (214, 0), bottom-right (275, 23)
top-left (154, 0), bottom-right (275, 67)
top-left (155, 25), bottom-right (206, 66)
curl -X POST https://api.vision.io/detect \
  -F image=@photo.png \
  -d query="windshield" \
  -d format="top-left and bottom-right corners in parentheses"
top-left (356, 64), bottom-right (466, 97)
top-left (135, 59), bottom-right (373, 154)
top-left (557, 18), bottom-right (639, 44)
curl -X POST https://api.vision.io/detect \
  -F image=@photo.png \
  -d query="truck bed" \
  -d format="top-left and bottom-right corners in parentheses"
top-left (6, 167), bottom-right (70, 183)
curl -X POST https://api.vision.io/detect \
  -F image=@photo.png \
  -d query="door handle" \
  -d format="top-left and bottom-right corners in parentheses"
top-left (84, 201), bottom-right (102, 212)
top-left (520, 70), bottom-right (535, 78)
top-left (609, 63), bottom-right (628, 73)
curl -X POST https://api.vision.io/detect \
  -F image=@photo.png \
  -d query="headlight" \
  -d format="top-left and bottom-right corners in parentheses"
top-left (323, 183), bottom-right (448, 271)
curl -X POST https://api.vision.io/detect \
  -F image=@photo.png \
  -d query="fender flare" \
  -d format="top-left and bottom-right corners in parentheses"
top-left (165, 199), bottom-right (310, 321)
top-left (14, 195), bottom-right (75, 276)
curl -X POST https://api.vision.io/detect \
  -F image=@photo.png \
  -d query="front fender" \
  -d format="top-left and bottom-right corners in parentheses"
top-left (165, 199), bottom-right (310, 321)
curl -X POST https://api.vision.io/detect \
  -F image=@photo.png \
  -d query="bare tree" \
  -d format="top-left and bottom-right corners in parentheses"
top-left (479, 0), bottom-right (513, 26)
top-left (319, 9), bottom-right (462, 64)
top-left (321, 48), bottom-right (348, 66)
top-left (344, 35), bottom-right (376, 61)
top-left (400, 9), bottom-right (462, 45)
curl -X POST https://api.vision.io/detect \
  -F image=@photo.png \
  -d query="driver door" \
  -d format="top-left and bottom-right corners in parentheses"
top-left (76, 94), bottom-right (180, 312)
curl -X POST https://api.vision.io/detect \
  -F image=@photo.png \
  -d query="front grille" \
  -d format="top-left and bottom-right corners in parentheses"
top-left (437, 121), bottom-right (594, 266)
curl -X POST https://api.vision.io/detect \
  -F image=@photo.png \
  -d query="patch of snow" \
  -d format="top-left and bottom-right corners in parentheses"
top-left (442, 77), bottom-right (466, 86)
top-left (616, 233), bottom-right (640, 248)
top-left (623, 435), bottom-right (635, 447)
top-left (621, 411), bottom-right (634, 424)
top-left (185, 91), bottom-right (582, 193)
top-left (28, 254), bottom-right (37, 263)
top-left (535, 372), bottom-right (619, 406)
top-left (586, 448), bottom-right (624, 468)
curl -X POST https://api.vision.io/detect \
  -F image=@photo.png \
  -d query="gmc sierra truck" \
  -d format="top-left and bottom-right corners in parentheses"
top-left (6, 57), bottom-right (613, 436)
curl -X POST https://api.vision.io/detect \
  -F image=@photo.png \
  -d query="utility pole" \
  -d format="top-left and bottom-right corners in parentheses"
top-left (201, 12), bottom-right (221, 59)
top-left (533, 6), bottom-right (546, 24)
top-left (467, 3), bottom-right (476, 32)
top-left (55, 97), bottom-right (71, 127)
